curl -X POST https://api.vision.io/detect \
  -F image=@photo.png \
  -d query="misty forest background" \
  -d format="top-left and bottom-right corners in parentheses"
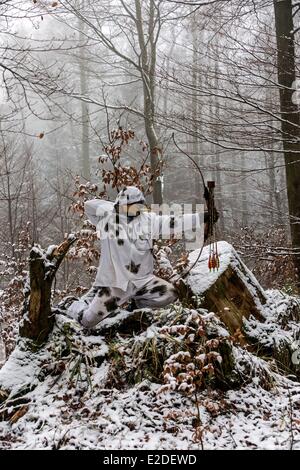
top-left (1, 0), bottom-right (300, 360)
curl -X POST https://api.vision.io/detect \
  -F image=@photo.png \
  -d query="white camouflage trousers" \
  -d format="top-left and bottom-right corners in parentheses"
top-left (68, 276), bottom-right (178, 329)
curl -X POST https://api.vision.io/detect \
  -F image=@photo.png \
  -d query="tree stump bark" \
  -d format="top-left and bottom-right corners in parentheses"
top-left (19, 236), bottom-right (76, 346)
top-left (185, 241), bottom-right (266, 333)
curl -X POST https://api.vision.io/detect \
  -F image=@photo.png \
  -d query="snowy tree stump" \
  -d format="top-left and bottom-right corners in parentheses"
top-left (19, 236), bottom-right (76, 346)
top-left (186, 241), bottom-right (266, 333)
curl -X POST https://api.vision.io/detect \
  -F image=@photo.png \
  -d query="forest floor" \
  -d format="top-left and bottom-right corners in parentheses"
top-left (0, 288), bottom-right (300, 450)
top-left (0, 365), bottom-right (299, 450)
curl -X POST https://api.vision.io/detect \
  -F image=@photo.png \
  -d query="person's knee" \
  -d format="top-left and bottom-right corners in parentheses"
top-left (67, 300), bottom-right (88, 321)
top-left (80, 312), bottom-right (99, 329)
top-left (80, 306), bottom-right (106, 328)
top-left (139, 285), bottom-right (178, 308)
top-left (160, 287), bottom-right (178, 306)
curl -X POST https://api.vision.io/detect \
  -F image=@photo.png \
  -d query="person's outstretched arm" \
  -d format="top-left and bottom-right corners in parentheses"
top-left (84, 199), bottom-right (114, 226)
top-left (150, 210), bottom-right (203, 241)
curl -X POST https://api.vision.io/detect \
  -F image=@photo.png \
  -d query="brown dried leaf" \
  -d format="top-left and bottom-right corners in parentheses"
top-left (9, 405), bottom-right (29, 424)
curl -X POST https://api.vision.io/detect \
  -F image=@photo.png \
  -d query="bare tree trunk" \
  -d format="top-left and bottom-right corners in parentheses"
top-left (79, 0), bottom-right (90, 180)
top-left (213, 44), bottom-right (225, 235)
top-left (3, 151), bottom-right (15, 258)
top-left (145, 109), bottom-right (162, 204)
top-left (241, 154), bottom-right (248, 228)
top-left (266, 85), bottom-right (284, 226)
top-left (191, 20), bottom-right (202, 204)
top-left (19, 237), bottom-right (76, 345)
top-left (135, 0), bottom-right (162, 204)
top-left (274, 0), bottom-right (300, 282)
top-left (0, 123), bottom-right (14, 257)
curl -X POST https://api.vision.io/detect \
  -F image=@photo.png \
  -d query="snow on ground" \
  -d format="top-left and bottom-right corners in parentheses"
top-left (0, 291), bottom-right (300, 450)
top-left (0, 363), bottom-right (299, 450)
top-left (243, 289), bottom-right (300, 355)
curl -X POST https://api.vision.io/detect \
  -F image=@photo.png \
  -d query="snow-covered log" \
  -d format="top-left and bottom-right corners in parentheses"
top-left (19, 236), bottom-right (76, 346)
top-left (186, 241), bottom-right (266, 333)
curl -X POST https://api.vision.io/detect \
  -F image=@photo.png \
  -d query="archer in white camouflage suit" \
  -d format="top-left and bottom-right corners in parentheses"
top-left (68, 186), bottom-right (201, 328)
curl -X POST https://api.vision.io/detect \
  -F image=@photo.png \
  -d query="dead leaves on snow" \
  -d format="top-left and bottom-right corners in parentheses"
top-left (9, 405), bottom-right (29, 425)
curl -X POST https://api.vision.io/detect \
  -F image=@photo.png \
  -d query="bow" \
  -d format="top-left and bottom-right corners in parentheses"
top-left (171, 134), bottom-right (219, 281)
